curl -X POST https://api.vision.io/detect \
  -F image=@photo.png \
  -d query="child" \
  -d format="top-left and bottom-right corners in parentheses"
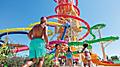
top-left (66, 47), bottom-right (72, 67)
top-left (54, 44), bottom-right (60, 67)
top-left (81, 43), bottom-right (92, 67)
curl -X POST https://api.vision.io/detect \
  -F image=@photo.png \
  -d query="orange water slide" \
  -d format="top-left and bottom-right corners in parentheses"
top-left (90, 53), bottom-right (120, 66)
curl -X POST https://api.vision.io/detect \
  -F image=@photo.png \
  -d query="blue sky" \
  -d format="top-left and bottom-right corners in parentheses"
top-left (0, 0), bottom-right (120, 58)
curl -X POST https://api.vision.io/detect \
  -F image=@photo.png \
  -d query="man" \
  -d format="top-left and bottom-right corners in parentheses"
top-left (23, 17), bottom-right (49, 67)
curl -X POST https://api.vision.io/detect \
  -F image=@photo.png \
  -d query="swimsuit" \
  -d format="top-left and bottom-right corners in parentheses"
top-left (29, 38), bottom-right (46, 59)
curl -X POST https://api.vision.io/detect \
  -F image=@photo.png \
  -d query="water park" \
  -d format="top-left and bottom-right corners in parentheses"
top-left (0, 0), bottom-right (120, 67)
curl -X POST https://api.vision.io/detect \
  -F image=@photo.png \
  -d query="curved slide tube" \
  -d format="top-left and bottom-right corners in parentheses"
top-left (11, 40), bottom-right (68, 53)
top-left (49, 40), bottom-right (68, 45)
top-left (80, 26), bottom-right (96, 40)
top-left (0, 31), bottom-right (28, 39)
top-left (68, 36), bottom-right (119, 46)
top-left (0, 31), bottom-right (29, 52)
top-left (11, 46), bottom-right (29, 53)
top-left (47, 14), bottom-right (90, 40)
top-left (0, 28), bottom-right (31, 33)
top-left (0, 28), bottom-right (53, 36)
top-left (55, 3), bottom-right (80, 16)
top-left (10, 35), bottom-right (119, 52)
top-left (28, 21), bottom-right (63, 27)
